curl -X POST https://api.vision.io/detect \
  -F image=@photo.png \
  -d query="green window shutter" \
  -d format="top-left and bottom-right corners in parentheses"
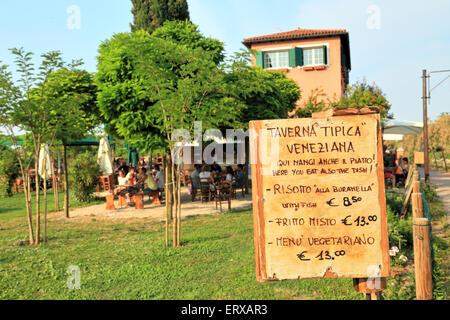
top-left (323, 46), bottom-right (328, 65)
top-left (288, 48), bottom-right (296, 67)
top-left (296, 47), bottom-right (304, 67)
top-left (255, 51), bottom-right (264, 68)
top-left (289, 48), bottom-right (304, 67)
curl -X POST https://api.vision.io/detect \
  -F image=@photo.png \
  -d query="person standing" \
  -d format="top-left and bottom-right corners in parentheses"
top-left (155, 165), bottom-right (165, 193)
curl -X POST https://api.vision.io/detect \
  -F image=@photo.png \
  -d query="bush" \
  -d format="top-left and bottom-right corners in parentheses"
top-left (0, 146), bottom-right (19, 197)
top-left (68, 152), bottom-right (101, 202)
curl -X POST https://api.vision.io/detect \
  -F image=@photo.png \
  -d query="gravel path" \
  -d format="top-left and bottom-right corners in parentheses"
top-left (429, 170), bottom-right (450, 223)
top-left (50, 188), bottom-right (253, 221)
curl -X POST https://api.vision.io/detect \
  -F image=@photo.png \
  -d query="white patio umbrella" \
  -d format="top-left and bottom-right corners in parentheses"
top-left (97, 133), bottom-right (113, 175)
top-left (38, 143), bottom-right (52, 178)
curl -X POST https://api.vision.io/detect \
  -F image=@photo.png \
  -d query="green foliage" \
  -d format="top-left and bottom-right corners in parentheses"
top-left (2, 48), bottom-right (97, 164)
top-left (384, 251), bottom-right (416, 300)
top-left (130, 0), bottom-right (190, 34)
top-left (0, 146), bottom-right (19, 197)
top-left (384, 192), bottom-right (416, 299)
top-left (337, 80), bottom-right (392, 120)
top-left (422, 183), bottom-right (446, 219)
top-left (225, 51), bottom-right (300, 125)
top-left (40, 67), bottom-right (99, 144)
top-left (153, 20), bottom-right (224, 64)
top-left (432, 243), bottom-right (448, 300)
top-left (386, 193), bottom-right (413, 249)
top-left (96, 24), bottom-right (239, 152)
top-left (295, 88), bottom-right (329, 118)
top-left (385, 188), bottom-right (449, 300)
top-left (68, 152), bottom-right (101, 202)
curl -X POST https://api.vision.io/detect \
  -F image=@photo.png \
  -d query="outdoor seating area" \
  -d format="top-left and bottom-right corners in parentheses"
top-left (98, 157), bottom-right (251, 214)
top-left (383, 147), bottom-right (411, 189)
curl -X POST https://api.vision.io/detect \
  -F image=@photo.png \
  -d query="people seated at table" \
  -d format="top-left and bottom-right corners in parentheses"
top-left (116, 169), bottom-right (128, 188)
top-left (190, 164), bottom-right (201, 190)
top-left (114, 169), bottom-right (132, 205)
top-left (235, 164), bottom-right (246, 187)
top-left (401, 157), bottom-right (410, 173)
top-left (155, 164), bottom-right (165, 193)
top-left (395, 157), bottom-right (410, 186)
top-left (200, 165), bottom-right (216, 191)
top-left (225, 166), bottom-right (236, 185)
top-left (140, 167), bottom-right (159, 193)
top-left (126, 167), bottom-right (137, 191)
top-left (135, 167), bottom-right (147, 189)
top-left (137, 158), bottom-right (147, 169)
top-left (211, 162), bottom-right (222, 173)
top-left (200, 165), bottom-right (213, 181)
top-left (117, 160), bottom-right (130, 176)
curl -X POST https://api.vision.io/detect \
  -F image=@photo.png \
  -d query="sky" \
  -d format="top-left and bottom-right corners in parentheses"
top-left (0, 0), bottom-right (448, 123)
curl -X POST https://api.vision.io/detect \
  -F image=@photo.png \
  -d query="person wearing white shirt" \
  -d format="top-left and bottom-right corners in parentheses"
top-left (155, 165), bottom-right (165, 191)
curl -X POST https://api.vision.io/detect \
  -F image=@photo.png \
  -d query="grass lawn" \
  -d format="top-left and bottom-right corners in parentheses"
top-left (0, 190), bottom-right (103, 221)
top-left (0, 196), bottom-right (363, 300)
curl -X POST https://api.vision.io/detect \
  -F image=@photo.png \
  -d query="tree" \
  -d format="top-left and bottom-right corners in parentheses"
top-left (295, 80), bottom-right (393, 119)
top-left (97, 21), bottom-right (303, 247)
top-left (429, 113), bottom-right (449, 171)
top-left (0, 145), bottom-right (19, 197)
top-left (225, 51), bottom-right (300, 125)
top-left (130, 0), bottom-right (190, 33)
top-left (97, 25), bottom-right (240, 247)
top-left (0, 49), bottom-right (64, 245)
top-left (37, 65), bottom-right (99, 219)
top-left (337, 80), bottom-right (392, 120)
top-left (294, 88), bottom-right (329, 118)
top-left (0, 49), bottom-right (97, 244)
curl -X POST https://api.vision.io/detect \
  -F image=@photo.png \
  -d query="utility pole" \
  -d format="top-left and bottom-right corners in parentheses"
top-left (422, 70), bottom-right (430, 183)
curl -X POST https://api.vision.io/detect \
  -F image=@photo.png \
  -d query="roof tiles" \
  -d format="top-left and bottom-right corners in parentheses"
top-left (243, 28), bottom-right (348, 47)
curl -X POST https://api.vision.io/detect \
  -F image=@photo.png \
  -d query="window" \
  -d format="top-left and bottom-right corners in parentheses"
top-left (264, 51), bottom-right (289, 69)
top-left (303, 47), bottom-right (326, 66)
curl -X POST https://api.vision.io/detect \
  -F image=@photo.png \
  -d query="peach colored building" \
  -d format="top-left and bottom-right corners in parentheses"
top-left (243, 28), bottom-right (351, 114)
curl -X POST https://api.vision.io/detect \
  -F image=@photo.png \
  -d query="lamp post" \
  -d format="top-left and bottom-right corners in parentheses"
top-left (422, 70), bottom-right (429, 183)
top-left (422, 69), bottom-right (450, 183)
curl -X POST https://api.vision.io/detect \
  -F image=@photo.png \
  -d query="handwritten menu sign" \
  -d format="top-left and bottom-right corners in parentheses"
top-left (250, 113), bottom-right (389, 281)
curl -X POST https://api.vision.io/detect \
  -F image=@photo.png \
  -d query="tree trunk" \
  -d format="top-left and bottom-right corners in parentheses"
top-left (43, 172), bottom-right (48, 243)
top-left (177, 161), bottom-right (182, 247)
top-left (23, 172), bottom-right (34, 245)
top-left (63, 144), bottom-right (69, 218)
top-left (442, 151), bottom-right (448, 172)
top-left (34, 155), bottom-right (40, 245)
top-left (171, 152), bottom-right (177, 248)
top-left (432, 150), bottom-right (438, 170)
top-left (164, 153), bottom-right (170, 247)
top-left (51, 152), bottom-right (60, 212)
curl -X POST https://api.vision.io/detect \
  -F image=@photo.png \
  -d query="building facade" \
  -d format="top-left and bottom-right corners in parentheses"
top-left (243, 28), bottom-right (351, 114)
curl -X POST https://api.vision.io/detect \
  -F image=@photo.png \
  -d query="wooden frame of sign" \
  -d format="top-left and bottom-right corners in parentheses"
top-left (250, 107), bottom-right (390, 283)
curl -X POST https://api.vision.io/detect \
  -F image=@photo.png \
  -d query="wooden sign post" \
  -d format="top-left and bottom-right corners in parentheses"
top-left (250, 107), bottom-right (390, 297)
top-left (414, 152), bottom-right (425, 165)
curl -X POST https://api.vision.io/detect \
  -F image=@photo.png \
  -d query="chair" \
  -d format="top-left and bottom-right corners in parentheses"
top-left (234, 177), bottom-right (247, 199)
top-left (215, 181), bottom-right (232, 212)
top-left (97, 175), bottom-right (112, 193)
top-left (200, 179), bottom-right (212, 203)
top-left (184, 175), bottom-right (199, 202)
